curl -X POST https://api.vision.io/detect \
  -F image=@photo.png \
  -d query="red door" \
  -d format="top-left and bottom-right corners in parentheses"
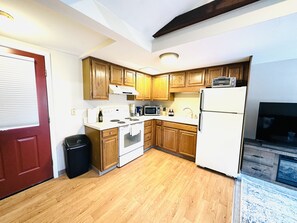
top-left (0, 46), bottom-right (53, 199)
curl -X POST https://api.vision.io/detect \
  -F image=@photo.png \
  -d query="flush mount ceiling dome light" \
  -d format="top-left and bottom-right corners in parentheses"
top-left (0, 10), bottom-right (13, 21)
top-left (159, 52), bottom-right (179, 64)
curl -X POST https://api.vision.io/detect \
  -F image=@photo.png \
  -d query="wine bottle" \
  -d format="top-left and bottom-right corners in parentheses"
top-left (98, 110), bottom-right (103, 122)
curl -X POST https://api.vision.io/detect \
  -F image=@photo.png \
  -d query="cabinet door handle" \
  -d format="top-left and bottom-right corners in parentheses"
top-left (251, 167), bottom-right (261, 172)
top-left (252, 155), bottom-right (263, 159)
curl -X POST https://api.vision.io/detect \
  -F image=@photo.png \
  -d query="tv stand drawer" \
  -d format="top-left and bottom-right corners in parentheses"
top-left (243, 146), bottom-right (275, 167)
top-left (242, 160), bottom-right (274, 180)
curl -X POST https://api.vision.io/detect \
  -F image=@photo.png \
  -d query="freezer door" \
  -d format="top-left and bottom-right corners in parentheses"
top-left (200, 87), bottom-right (246, 113)
top-left (196, 111), bottom-right (244, 177)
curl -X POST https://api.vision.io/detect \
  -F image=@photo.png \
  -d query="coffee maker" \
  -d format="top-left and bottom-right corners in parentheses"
top-left (136, 106), bottom-right (143, 116)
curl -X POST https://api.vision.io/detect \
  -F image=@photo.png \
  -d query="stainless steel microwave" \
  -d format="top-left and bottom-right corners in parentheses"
top-left (143, 106), bottom-right (161, 116)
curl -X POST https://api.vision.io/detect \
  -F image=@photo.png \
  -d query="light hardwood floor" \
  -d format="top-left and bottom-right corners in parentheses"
top-left (0, 149), bottom-right (235, 223)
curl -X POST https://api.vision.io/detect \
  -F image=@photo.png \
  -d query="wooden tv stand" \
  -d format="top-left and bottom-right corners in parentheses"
top-left (241, 138), bottom-right (297, 189)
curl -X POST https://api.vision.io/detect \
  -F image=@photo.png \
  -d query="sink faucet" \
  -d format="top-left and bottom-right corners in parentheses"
top-left (183, 107), bottom-right (193, 119)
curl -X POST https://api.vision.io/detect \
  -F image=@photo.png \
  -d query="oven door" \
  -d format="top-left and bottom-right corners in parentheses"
top-left (119, 122), bottom-right (144, 156)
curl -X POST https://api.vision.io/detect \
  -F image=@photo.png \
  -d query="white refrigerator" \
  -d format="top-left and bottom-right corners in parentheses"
top-left (195, 87), bottom-right (247, 177)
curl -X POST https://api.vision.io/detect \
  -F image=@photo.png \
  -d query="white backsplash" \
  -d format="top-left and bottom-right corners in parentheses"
top-left (152, 92), bottom-right (200, 118)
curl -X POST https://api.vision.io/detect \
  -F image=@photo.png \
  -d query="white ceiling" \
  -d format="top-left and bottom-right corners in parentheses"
top-left (0, 0), bottom-right (113, 56)
top-left (96, 0), bottom-right (214, 39)
top-left (1, 0), bottom-right (297, 74)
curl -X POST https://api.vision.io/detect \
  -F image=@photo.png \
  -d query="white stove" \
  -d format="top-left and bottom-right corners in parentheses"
top-left (118, 122), bottom-right (144, 167)
top-left (100, 106), bottom-right (144, 167)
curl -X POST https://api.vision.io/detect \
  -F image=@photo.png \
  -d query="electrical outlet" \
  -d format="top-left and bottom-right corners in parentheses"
top-left (71, 108), bottom-right (76, 116)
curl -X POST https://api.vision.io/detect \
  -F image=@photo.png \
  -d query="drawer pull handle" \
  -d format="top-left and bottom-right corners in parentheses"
top-left (252, 155), bottom-right (264, 159)
top-left (251, 167), bottom-right (261, 172)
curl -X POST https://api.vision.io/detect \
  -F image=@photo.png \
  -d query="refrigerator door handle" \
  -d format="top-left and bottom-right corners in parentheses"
top-left (199, 113), bottom-right (203, 132)
top-left (200, 90), bottom-right (204, 111)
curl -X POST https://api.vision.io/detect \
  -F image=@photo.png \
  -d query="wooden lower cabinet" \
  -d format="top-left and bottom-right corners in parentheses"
top-left (144, 120), bottom-right (154, 150)
top-left (155, 125), bottom-right (163, 147)
top-left (85, 127), bottom-right (118, 173)
top-left (178, 130), bottom-right (197, 158)
top-left (163, 127), bottom-right (178, 152)
top-left (101, 135), bottom-right (118, 171)
top-left (155, 120), bottom-right (197, 160)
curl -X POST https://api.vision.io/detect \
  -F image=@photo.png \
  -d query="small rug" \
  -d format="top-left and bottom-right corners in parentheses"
top-left (240, 175), bottom-right (297, 223)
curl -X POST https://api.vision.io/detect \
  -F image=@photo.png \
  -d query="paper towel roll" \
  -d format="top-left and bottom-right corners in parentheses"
top-left (87, 108), bottom-right (97, 123)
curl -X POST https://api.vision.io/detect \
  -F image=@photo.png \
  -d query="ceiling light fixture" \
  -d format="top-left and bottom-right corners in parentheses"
top-left (159, 52), bottom-right (179, 65)
top-left (0, 10), bottom-right (13, 21)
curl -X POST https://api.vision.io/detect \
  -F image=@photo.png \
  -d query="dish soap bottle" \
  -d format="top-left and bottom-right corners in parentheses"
top-left (98, 109), bottom-right (103, 122)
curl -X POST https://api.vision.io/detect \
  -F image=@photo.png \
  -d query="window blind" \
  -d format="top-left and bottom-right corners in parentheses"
top-left (0, 52), bottom-right (39, 130)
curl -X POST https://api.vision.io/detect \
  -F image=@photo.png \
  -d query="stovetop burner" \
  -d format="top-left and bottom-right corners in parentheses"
top-left (110, 119), bottom-right (120, 122)
top-left (124, 117), bottom-right (139, 121)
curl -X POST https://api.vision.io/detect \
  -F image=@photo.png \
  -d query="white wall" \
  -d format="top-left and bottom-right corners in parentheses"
top-left (244, 58), bottom-right (297, 139)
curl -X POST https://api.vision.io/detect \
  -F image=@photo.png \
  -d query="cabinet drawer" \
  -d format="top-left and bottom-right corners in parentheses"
top-left (242, 160), bottom-right (274, 180)
top-left (102, 128), bottom-right (118, 138)
top-left (144, 133), bottom-right (152, 142)
top-left (243, 146), bottom-right (275, 167)
top-left (144, 120), bottom-right (152, 127)
top-left (163, 121), bottom-right (197, 132)
top-left (144, 140), bottom-right (152, 149)
top-left (144, 126), bottom-right (152, 134)
top-left (156, 120), bottom-right (162, 126)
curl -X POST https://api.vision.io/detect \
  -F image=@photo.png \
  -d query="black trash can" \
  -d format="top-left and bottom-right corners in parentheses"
top-left (63, 134), bottom-right (90, 179)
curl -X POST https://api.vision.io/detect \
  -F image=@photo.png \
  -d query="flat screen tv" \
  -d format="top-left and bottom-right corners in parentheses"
top-left (256, 102), bottom-right (297, 148)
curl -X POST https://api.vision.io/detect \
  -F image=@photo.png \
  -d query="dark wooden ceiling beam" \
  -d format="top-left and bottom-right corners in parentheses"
top-left (153, 0), bottom-right (260, 38)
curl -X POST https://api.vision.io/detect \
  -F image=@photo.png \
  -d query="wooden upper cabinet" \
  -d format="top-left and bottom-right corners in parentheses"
top-left (143, 74), bottom-right (151, 100)
top-left (152, 74), bottom-right (174, 101)
top-left (170, 72), bottom-right (186, 88)
top-left (206, 66), bottom-right (225, 86)
top-left (110, 66), bottom-right (135, 87)
top-left (110, 65), bottom-right (123, 85)
top-left (124, 69), bottom-right (135, 86)
top-left (82, 57), bottom-right (109, 100)
top-left (225, 63), bottom-right (243, 80)
top-left (133, 72), bottom-right (151, 101)
top-left (135, 72), bottom-right (144, 100)
top-left (186, 69), bottom-right (205, 87)
top-left (169, 69), bottom-right (205, 92)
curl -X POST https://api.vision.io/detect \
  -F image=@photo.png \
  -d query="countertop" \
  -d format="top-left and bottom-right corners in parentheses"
top-left (84, 115), bottom-right (199, 131)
